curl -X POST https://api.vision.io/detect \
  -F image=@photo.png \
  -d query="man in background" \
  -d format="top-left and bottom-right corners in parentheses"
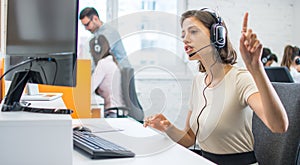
top-left (79, 7), bottom-right (131, 69)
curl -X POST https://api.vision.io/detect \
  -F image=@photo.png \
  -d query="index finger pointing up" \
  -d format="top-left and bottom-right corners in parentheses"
top-left (242, 12), bottom-right (249, 33)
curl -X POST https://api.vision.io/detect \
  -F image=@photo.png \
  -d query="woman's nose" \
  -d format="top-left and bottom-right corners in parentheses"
top-left (182, 34), bottom-right (190, 44)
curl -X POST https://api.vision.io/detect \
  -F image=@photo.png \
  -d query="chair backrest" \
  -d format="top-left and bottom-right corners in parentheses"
top-left (252, 82), bottom-right (300, 165)
top-left (121, 67), bottom-right (144, 122)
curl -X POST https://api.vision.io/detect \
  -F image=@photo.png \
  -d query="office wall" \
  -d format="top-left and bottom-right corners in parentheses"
top-left (294, 1), bottom-right (300, 45)
top-left (0, 0), bottom-right (3, 101)
top-left (187, 0), bottom-right (299, 65)
top-left (0, 0), bottom-right (1, 50)
top-left (0, 0), bottom-right (6, 53)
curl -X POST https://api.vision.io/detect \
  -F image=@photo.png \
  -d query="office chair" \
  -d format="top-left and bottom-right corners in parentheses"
top-left (252, 82), bottom-right (300, 165)
top-left (104, 67), bottom-right (145, 123)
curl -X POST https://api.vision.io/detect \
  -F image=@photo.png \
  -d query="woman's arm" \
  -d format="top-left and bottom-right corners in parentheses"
top-left (144, 111), bottom-right (196, 147)
top-left (239, 12), bottom-right (288, 133)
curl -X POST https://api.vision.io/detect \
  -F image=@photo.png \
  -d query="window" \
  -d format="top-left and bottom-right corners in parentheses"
top-left (117, 0), bottom-right (183, 67)
top-left (77, 0), bottom-right (191, 129)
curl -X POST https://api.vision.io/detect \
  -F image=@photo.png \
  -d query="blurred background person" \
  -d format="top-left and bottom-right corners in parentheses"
top-left (261, 47), bottom-right (278, 66)
top-left (80, 7), bottom-right (131, 70)
top-left (91, 35), bottom-right (125, 116)
top-left (281, 45), bottom-right (300, 83)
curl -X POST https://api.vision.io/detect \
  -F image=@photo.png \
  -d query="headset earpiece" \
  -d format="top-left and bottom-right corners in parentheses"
top-left (94, 36), bottom-right (101, 53)
top-left (261, 54), bottom-right (271, 65)
top-left (210, 17), bottom-right (226, 48)
top-left (295, 58), bottom-right (300, 65)
top-left (261, 57), bottom-right (268, 64)
top-left (200, 8), bottom-right (226, 49)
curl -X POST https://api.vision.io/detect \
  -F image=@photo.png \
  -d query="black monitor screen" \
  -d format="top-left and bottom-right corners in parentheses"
top-left (4, 0), bottom-right (78, 86)
top-left (264, 66), bottom-right (294, 83)
top-left (6, 0), bottom-right (77, 56)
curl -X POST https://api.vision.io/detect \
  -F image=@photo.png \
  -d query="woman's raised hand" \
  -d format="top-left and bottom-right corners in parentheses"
top-left (143, 114), bottom-right (172, 132)
top-left (239, 12), bottom-right (263, 72)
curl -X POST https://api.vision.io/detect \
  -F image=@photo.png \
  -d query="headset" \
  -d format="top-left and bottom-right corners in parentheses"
top-left (292, 47), bottom-right (300, 65)
top-left (261, 54), bottom-right (271, 65)
top-left (295, 58), bottom-right (300, 65)
top-left (200, 8), bottom-right (226, 49)
top-left (94, 35), bottom-right (101, 53)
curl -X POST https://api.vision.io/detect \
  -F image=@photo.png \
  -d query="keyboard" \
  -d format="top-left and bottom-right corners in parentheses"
top-left (73, 130), bottom-right (135, 159)
top-left (23, 106), bottom-right (73, 114)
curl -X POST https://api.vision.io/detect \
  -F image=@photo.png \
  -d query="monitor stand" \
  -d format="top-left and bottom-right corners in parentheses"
top-left (1, 70), bottom-right (72, 114)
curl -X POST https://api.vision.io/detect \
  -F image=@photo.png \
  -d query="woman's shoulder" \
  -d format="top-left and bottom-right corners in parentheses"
top-left (97, 56), bottom-right (118, 69)
top-left (227, 65), bottom-right (253, 82)
top-left (230, 65), bottom-right (248, 73)
top-left (228, 66), bottom-right (253, 84)
top-left (97, 55), bottom-right (114, 63)
top-left (229, 65), bottom-right (250, 76)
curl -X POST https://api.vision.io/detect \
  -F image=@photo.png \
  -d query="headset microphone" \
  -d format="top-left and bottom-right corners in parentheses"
top-left (188, 40), bottom-right (221, 57)
top-left (189, 43), bottom-right (213, 57)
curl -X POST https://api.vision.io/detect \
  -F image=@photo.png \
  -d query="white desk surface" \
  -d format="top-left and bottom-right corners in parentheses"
top-left (72, 118), bottom-right (214, 165)
top-left (0, 97), bottom-right (67, 121)
top-left (0, 98), bottom-right (73, 165)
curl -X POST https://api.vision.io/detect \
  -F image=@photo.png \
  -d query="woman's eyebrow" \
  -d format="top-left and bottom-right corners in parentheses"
top-left (182, 25), bottom-right (198, 33)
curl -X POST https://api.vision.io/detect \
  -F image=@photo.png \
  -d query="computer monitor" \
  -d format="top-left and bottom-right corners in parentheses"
top-left (264, 66), bottom-right (294, 83)
top-left (2, 0), bottom-right (78, 112)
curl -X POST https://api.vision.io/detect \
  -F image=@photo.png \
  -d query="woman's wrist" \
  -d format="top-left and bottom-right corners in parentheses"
top-left (165, 123), bottom-right (175, 133)
top-left (247, 62), bottom-right (264, 75)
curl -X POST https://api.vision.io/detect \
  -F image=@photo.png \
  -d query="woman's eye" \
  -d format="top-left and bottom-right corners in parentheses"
top-left (191, 30), bottom-right (198, 34)
top-left (181, 33), bottom-right (185, 39)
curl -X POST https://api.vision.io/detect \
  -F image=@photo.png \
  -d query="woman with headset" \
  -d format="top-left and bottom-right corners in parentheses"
top-left (281, 45), bottom-right (300, 83)
top-left (91, 35), bottom-right (124, 116)
top-left (261, 47), bottom-right (278, 66)
top-left (144, 9), bottom-right (288, 165)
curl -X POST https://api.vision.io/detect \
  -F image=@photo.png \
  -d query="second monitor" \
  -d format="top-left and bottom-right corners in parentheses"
top-left (264, 66), bottom-right (294, 83)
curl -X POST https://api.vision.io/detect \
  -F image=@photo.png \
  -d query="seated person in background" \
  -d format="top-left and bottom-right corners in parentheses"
top-left (144, 9), bottom-right (288, 165)
top-left (261, 47), bottom-right (278, 66)
top-left (91, 35), bottom-right (125, 114)
top-left (281, 45), bottom-right (300, 83)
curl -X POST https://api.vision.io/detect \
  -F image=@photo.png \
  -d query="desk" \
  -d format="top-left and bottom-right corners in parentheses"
top-left (73, 118), bottom-right (214, 165)
top-left (0, 98), bottom-right (72, 165)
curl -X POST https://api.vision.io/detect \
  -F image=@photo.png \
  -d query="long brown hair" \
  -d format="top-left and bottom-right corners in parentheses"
top-left (281, 45), bottom-right (300, 70)
top-left (180, 9), bottom-right (237, 72)
top-left (89, 35), bottom-right (118, 66)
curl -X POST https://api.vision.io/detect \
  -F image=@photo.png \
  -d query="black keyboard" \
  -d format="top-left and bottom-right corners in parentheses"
top-left (23, 107), bottom-right (73, 114)
top-left (73, 130), bottom-right (135, 159)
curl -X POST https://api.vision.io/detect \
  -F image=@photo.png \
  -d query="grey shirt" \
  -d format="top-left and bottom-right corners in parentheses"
top-left (94, 23), bottom-right (131, 68)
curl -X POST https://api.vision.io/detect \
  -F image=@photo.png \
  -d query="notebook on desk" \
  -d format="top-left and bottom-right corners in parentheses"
top-left (21, 93), bottom-right (63, 101)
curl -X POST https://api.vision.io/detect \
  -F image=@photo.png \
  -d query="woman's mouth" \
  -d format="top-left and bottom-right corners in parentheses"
top-left (184, 45), bottom-right (194, 54)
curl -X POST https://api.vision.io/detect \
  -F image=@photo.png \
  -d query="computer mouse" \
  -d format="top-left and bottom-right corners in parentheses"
top-left (73, 126), bottom-right (92, 132)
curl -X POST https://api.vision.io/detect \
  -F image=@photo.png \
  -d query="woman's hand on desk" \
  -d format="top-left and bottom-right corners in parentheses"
top-left (143, 114), bottom-right (173, 132)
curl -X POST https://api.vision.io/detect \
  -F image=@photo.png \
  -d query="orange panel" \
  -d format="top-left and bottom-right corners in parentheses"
top-left (39, 59), bottom-right (91, 118)
top-left (0, 58), bottom-right (3, 102)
